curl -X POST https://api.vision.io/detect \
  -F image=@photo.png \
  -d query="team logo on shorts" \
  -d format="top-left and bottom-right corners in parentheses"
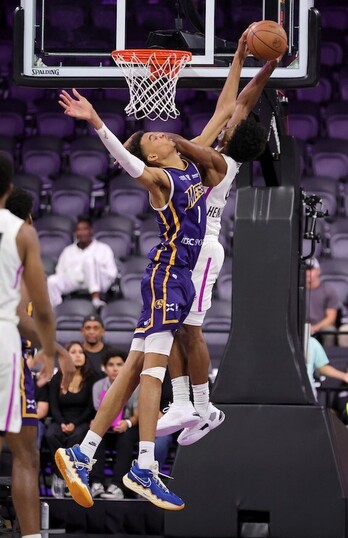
top-left (154, 299), bottom-right (164, 309)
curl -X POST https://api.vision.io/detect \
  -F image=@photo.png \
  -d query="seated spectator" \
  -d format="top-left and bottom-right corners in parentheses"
top-left (89, 350), bottom-right (139, 500)
top-left (81, 314), bottom-right (113, 377)
top-left (47, 215), bottom-right (118, 310)
top-left (305, 336), bottom-right (348, 400)
top-left (45, 341), bottom-right (99, 497)
top-left (305, 258), bottom-right (340, 347)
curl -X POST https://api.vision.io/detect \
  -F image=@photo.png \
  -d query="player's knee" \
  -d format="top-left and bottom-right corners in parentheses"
top-left (140, 366), bottom-right (166, 382)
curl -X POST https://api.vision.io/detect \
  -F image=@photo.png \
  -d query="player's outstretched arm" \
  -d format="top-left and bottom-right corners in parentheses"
top-left (227, 54), bottom-right (283, 128)
top-left (192, 29), bottom-right (249, 147)
top-left (17, 224), bottom-right (56, 385)
top-left (59, 89), bottom-right (170, 194)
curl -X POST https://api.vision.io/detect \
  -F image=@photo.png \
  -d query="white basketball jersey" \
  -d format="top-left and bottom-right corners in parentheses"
top-left (0, 209), bottom-right (24, 324)
top-left (204, 154), bottom-right (239, 238)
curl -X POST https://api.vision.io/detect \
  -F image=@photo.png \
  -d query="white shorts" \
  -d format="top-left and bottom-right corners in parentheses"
top-left (185, 238), bottom-right (225, 326)
top-left (0, 321), bottom-right (22, 433)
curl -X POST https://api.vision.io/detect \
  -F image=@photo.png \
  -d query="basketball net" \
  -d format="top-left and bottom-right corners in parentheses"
top-left (112, 49), bottom-right (192, 121)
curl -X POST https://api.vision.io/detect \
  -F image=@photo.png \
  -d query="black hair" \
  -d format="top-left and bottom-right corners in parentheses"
top-left (225, 117), bottom-right (268, 163)
top-left (76, 214), bottom-right (93, 228)
top-left (127, 131), bottom-right (150, 165)
top-left (6, 187), bottom-right (34, 220)
top-left (0, 153), bottom-right (14, 198)
top-left (102, 348), bottom-right (127, 367)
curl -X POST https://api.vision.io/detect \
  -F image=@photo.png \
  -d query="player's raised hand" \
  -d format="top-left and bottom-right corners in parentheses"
top-left (31, 349), bottom-right (55, 387)
top-left (58, 88), bottom-right (94, 120)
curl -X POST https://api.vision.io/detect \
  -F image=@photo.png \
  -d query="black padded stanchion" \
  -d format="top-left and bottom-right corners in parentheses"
top-left (165, 149), bottom-right (348, 537)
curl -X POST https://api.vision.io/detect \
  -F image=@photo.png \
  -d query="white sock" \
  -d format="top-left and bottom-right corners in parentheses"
top-left (192, 382), bottom-right (210, 417)
top-left (138, 441), bottom-right (155, 469)
top-left (80, 430), bottom-right (102, 460)
top-left (171, 376), bottom-right (190, 405)
top-left (23, 534), bottom-right (41, 538)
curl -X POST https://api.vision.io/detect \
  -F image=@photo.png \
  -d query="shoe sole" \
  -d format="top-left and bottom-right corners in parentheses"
top-left (122, 475), bottom-right (185, 511)
top-left (177, 411), bottom-right (226, 446)
top-left (156, 415), bottom-right (201, 437)
top-left (55, 449), bottom-right (94, 508)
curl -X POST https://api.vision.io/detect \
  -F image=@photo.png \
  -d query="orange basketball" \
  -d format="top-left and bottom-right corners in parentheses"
top-left (247, 20), bottom-right (288, 61)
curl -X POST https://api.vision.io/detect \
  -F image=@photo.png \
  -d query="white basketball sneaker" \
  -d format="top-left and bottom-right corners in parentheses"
top-left (177, 404), bottom-right (225, 446)
top-left (156, 402), bottom-right (200, 437)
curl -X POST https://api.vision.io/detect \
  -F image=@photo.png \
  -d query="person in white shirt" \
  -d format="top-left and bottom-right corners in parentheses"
top-left (47, 215), bottom-right (118, 310)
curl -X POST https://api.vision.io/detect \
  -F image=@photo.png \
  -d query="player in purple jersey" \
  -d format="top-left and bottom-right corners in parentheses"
top-left (54, 89), bottom-right (206, 511)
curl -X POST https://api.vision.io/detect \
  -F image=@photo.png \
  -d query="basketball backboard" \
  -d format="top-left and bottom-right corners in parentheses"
top-left (13, 0), bottom-right (320, 90)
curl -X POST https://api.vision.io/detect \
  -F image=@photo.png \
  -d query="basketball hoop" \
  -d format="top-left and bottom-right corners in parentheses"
top-left (111, 49), bottom-right (192, 121)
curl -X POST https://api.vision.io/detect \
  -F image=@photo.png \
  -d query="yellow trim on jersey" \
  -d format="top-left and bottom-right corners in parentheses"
top-left (20, 357), bottom-right (38, 419)
top-left (154, 201), bottom-right (180, 265)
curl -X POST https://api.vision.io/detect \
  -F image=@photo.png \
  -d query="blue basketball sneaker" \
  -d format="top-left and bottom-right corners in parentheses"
top-left (123, 461), bottom-right (185, 510)
top-left (55, 445), bottom-right (95, 508)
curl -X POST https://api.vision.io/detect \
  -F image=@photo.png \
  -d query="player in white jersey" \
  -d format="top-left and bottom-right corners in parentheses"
top-left (0, 154), bottom-right (56, 538)
top-left (156, 31), bottom-right (284, 445)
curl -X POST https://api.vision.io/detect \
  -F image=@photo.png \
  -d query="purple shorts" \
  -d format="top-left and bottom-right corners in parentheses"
top-left (20, 357), bottom-right (38, 427)
top-left (134, 263), bottom-right (195, 338)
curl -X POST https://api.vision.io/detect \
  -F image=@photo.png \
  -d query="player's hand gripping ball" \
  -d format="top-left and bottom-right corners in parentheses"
top-left (247, 20), bottom-right (288, 61)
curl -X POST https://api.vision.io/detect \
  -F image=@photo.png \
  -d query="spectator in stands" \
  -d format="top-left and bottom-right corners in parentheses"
top-left (81, 314), bottom-right (112, 377)
top-left (305, 336), bottom-right (348, 400)
top-left (45, 341), bottom-right (98, 497)
top-left (47, 214), bottom-right (118, 310)
top-left (90, 350), bottom-right (139, 500)
top-left (305, 258), bottom-right (340, 347)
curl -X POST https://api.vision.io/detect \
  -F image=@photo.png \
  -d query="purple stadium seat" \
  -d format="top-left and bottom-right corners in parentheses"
top-left (326, 218), bottom-right (348, 259)
top-left (320, 42), bottom-right (343, 68)
top-left (36, 102), bottom-right (76, 139)
top-left (319, 6), bottom-right (348, 31)
top-left (34, 214), bottom-right (74, 262)
top-left (341, 183), bottom-right (348, 218)
top-left (119, 255), bottom-right (149, 301)
top-left (325, 102), bottom-right (348, 141)
top-left (311, 139), bottom-right (348, 180)
top-left (50, 174), bottom-right (92, 220)
top-left (288, 113), bottom-right (319, 142)
top-left (68, 137), bottom-right (109, 190)
top-left (0, 99), bottom-right (26, 138)
top-left (137, 216), bottom-right (160, 257)
top-left (295, 78), bottom-right (332, 105)
top-left (55, 299), bottom-right (97, 331)
top-left (108, 174), bottom-right (149, 221)
top-left (22, 136), bottom-right (63, 189)
top-left (93, 214), bottom-right (134, 258)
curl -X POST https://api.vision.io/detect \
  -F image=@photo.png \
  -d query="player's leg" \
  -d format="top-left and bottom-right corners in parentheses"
top-left (6, 426), bottom-right (41, 536)
top-left (156, 331), bottom-right (199, 437)
top-left (55, 348), bottom-right (144, 508)
top-left (122, 333), bottom-right (185, 510)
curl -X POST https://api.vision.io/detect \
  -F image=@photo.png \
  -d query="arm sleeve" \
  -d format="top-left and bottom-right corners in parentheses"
top-left (96, 124), bottom-right (145, 178)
